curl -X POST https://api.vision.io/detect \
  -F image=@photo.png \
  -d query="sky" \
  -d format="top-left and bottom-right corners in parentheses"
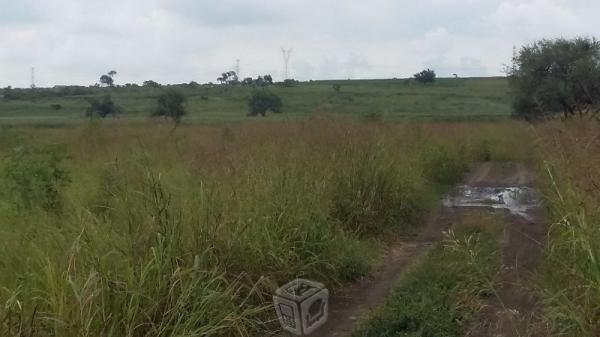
top-left (0, 0), bottom-right (598, 87)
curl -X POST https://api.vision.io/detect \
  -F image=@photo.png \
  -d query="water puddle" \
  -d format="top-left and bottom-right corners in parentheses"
top-left (443, 185), bottom-right (541, 219)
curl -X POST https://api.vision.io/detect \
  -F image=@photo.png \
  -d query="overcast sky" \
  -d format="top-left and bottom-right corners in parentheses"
top-left (0, 0), bottom-right (598, 87)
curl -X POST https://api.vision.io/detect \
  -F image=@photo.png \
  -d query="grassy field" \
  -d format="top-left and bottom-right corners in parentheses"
top-left (0, 119), bottom-right (529, 337)
top-left (1, 75), bottom-right (598, 336)
top-left (0, 77), bottom-right (511, 125)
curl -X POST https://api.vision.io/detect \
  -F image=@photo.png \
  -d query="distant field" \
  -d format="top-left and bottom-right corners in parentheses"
top-left (0, 77), bottom-right (511, 125)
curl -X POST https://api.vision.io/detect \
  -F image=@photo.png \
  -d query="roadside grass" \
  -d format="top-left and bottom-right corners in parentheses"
top-left (534, 120), bottom-right (600, 336)
top-left (353, 212), bottom-right (501, 337)
top-left (0, 120), bottom-right (527, 336)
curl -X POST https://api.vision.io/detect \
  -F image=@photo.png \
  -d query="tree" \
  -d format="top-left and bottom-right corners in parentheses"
top-left (100, 75), bottom-right (114, 87)
top-left (242, 77), bottom-right (254, 85)
top-left (152, 90), bottom-right (187, 124)
top-left (413, 69), bottom-right (436, 84)
top-left (508, 37), bottom-right (600, 120)
top-left (282, 79), bottom-right (297, 87)
top-left (99, 70), bottom-right (117, 87)
top-left (247, 90), bottom-right (282, 117)
top-left (143, 80), bottom-right (162, 88)
top-left (2, 86), bottom-right (17, 100)
top-left (217, 71), bottom-right (239, 85)
top-left (86, 95), bottom-right (121, 118)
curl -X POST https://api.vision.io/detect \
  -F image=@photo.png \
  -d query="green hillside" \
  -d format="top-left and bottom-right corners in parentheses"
top-left (0, 77), bottom-right (511, 125)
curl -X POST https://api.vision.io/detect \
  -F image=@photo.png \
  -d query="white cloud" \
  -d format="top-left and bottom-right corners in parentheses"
top-left (488, 0), bottom-right (586, 40)
top-left (0, 0), bottom-right (599, 87)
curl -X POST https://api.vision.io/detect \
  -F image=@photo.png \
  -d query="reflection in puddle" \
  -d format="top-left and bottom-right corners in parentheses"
top-left (443, 186), bottom-right (541, 219)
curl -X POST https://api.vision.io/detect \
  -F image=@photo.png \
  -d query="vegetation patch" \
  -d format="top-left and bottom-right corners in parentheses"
top-left (354, 215), bottom-right (500, 337)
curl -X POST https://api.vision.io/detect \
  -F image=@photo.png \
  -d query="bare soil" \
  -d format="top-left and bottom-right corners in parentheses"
top-left (278, 162), bottom-right (547, 337)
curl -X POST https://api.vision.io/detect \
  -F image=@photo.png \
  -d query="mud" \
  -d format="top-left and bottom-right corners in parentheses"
top-left (443, 185), bottom-right (541, 219)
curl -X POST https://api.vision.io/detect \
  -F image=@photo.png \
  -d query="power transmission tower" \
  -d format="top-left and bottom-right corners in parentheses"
top-left (31, 67), bottom-right (36, 89)
top-left (235, 59), bottom-right (240, 78)
top-left (281, 48), bottom-right (293, 80)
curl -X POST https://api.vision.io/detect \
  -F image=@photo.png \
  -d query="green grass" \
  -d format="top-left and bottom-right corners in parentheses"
top-left (354, 214), bottom-right (501, 337)
top-left (0, 120), bottom-right (528, 337)
top-left (0, 77), bottom-right (511, 125)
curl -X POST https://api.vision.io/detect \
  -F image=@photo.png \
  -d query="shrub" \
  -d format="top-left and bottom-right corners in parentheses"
top-left (86, 95), bottom-right (121, 118)
top-left (414, 69), bottom-right (436, 84)
top-left (152, 90), bottom-right (187, 124)
top-left (247, 90), bottom-right (283, 117)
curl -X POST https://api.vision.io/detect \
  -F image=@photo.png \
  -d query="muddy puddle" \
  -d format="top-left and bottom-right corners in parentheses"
top-left (443, 185), bottom-right (541, 219)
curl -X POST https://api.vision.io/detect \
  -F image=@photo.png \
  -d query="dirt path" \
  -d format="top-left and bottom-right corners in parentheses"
top-left (466, 162), bottom-right (535, 187)
top-left (278, 162), bottom-right (546, 337)
top-left (308, 206), bottom-right (455, 337)
top-left (465, 164), bottom-right (549, 337)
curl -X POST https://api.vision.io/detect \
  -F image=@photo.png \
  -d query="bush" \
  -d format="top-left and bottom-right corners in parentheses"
top-left (414, 69), bottom-right (436, 84)
top-left (152, 90), bottom-right (187, 124)
top-left (247, 90), bottom-right (283, 117)
top-left (86, 95), bottom-right (121, 118)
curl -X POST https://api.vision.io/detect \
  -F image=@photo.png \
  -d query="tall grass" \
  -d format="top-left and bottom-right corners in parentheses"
top-left (0, 119), bottom-right (526, 336)
top-left (535, 120), bottom-right (600, 336)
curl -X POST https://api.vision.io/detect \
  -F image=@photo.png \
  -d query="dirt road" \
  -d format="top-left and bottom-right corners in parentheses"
top-left (465, 163), bottom-right (548, 337)
top-left (289, 162), bottom-right (546, 337)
